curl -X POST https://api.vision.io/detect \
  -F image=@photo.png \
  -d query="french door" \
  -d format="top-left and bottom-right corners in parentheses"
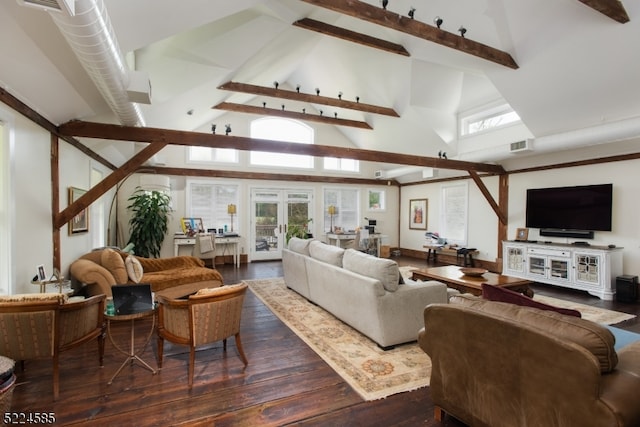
top-left (251, 188), bottom-right (313, 261)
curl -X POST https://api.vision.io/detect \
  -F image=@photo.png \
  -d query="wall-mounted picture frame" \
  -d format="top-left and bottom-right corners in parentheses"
top-left (515, 227), bottom-right (529, 241)
top-left (68, 187), bottom-right (89, 235)
top-left (181, 217), bottom-right (204, 236)
top-left (409, 199), bottom-right (428, 230)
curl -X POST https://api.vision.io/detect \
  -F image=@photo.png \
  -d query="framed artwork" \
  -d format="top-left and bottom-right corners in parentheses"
top-left (516, 228), bottom-right (529, 241)
top-left (409, 199), bottom-right (428, 230)
top-left (367, 189), bottom-right (386, 211)
top-left (181, 217), bottom-right (204, 236)
top-left (68, 187), bottom-right (89, 235)
top-left (37, 264), bottom-right (47, 282)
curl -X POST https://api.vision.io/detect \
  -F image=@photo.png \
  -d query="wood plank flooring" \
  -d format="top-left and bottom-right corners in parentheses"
top-left (7, 257), bottom-right (640, 426)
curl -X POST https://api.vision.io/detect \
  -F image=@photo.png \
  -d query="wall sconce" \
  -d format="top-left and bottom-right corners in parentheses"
top-left (328, 205), bottom-right (337, 232)
top-left (227, 204), bottom-right (237, 232)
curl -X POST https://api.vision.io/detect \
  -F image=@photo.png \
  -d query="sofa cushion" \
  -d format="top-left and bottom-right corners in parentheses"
top-left (451, 294), bottom-right (617, 373)
top-left (482, 283), bottom-right (581, 317)
top-left (100, 249), bottom-right (128, 284)
top-left (308, 240), bottom-right (344, 267)
top-left (125, 255), bottom-right (144, 283)
top-left (343, 249), bottom-right (400, 292)
top-left (288, 237), bottom-right (313, 256)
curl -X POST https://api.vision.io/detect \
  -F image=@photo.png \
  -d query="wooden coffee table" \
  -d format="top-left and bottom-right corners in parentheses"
top-left (411, 265), bottom-right (534, 297)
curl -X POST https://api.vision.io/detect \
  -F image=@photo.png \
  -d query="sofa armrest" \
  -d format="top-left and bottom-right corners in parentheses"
top-left (70, 259), bottom-right (116, 296)
top-left (135, 255), bottom-right (205, 272)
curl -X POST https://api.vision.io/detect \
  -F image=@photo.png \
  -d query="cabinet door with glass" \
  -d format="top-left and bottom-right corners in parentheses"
top-left (503, 243), bottom-right (526, 276)
top-left (574, 253), bottom-right (602, 289)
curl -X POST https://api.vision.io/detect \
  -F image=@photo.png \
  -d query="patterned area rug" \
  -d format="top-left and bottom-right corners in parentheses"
top-left (399, 266), bottom-right (636, 325)
top-left (245, 277), bottom-right (431, 401)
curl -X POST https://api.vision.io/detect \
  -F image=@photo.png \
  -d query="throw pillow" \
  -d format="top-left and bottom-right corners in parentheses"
top-left (125, 255), bottom-right (144, 283)
top-left (100, 248), bottom-right (128, 284)
top-left (482, 283), bottom-right (581, 317)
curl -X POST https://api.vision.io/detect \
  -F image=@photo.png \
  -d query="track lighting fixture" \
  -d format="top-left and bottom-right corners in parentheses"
top-left (211, 124), bottom-right (216, 134)
top-left (408, 7), bottom-right (415, 19)
top-left (225, 124), bottom-right (232, 135)
top-left (458, 26), bottom-right (467, 37)
top-left (273, 81), bottom-right (279, 89)
top-left (434, 16), bottom-right (443, 29)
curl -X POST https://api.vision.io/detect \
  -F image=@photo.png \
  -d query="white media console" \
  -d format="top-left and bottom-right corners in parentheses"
top-left (502, 240), bottom-right (623, 300)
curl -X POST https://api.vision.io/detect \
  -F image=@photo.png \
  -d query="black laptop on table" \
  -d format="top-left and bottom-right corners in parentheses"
top-left (111, 284), bottom-right (154, 315)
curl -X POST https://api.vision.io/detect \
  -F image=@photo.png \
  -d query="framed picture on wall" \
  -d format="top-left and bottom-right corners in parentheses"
top-left (409, 199), bottom-right (428, 230)
top-left (68, 187), bottom-right (89, 235)
top-left (515, 228), bottom-right (529, 241)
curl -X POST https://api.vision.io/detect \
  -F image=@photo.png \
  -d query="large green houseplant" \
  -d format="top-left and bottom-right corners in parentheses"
top-left (126, 187), bottom-right (172, 258)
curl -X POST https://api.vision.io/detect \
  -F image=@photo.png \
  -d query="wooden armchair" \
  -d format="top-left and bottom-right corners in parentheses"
top-left (0, 294), bottom-right (106, 400)
top-left (156, 283), bottom-right (248, 386)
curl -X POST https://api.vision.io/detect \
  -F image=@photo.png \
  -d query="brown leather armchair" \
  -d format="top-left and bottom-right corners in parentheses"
top-left (0, 294), bottom-right (106, 400)
top-left (156, 283), bottom-right (248, 387)
top-left (418, 297), bottom-right (640, 427)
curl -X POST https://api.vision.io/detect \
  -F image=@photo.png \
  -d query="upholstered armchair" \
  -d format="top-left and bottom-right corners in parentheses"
top-left (156, 283), bottom-right (248, 386)
top-left (0, 294), bottom-right (106, 400)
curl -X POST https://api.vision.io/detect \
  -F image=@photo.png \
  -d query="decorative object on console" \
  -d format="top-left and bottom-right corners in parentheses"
top-left (515, 227), bottom-right (529, 241)
top-left (180, 217), bottom-right (203, 237)
top-left (227, 204), bottom-right (236, 232)
top-left (460, 267), bottom-right (487, 277)
top-left (327, 205), bottom-right (336, 232)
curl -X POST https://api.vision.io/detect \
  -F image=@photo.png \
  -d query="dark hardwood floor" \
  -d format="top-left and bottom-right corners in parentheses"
top-left (7, 256), bottom-right (640, 426)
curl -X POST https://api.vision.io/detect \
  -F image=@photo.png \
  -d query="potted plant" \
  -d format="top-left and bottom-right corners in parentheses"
top-left (126, 187), bottom-right (172, 258)
top-left (286, 218), bottom-right (312, 243)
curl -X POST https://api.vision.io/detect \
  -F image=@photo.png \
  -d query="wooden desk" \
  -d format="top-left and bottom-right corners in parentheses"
top-left (326, 233), bottom-right (385, 257)
top-left (411, 265), bottom-right (533, 297)
top-left (174, 235), bottom-right (241, 267)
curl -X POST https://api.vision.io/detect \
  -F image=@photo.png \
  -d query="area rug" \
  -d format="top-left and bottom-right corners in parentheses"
top-left (399, 266), bottom-right (636, 325)
top-left (245, 277), bottom-right (431, 401)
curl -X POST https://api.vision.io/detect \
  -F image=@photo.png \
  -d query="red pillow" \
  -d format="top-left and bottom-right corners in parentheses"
top-left (481, 283), bottom-right (581, 318)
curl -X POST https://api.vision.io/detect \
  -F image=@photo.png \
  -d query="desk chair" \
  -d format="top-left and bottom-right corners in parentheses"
top-left (192, 233), bottom-right (216, 268)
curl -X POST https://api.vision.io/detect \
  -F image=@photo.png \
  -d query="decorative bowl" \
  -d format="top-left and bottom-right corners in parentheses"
top-left (460, 267), bottom-right (488, 277)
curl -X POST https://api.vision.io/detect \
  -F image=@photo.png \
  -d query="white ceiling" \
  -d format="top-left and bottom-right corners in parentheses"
top-left (2, 0), bottom-right (640, 178)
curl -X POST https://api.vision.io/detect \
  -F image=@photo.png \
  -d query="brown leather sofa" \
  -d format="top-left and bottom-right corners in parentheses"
top-left (418, 294), bottom-right (640, 427)
top-left (70, 248), bottom-right (223, 298)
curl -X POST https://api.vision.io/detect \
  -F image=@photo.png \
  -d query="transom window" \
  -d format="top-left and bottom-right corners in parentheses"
top-left (460, 104), bottom-right (520, 136)
top-left (250, 118), bottom-right (314, 169)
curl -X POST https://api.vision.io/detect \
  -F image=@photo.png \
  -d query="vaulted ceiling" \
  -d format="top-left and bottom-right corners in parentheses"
top-left (2, 0), bottom-right (639, 181)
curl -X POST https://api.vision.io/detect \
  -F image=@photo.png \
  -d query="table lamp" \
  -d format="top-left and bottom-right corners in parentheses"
top-left (227, 204), bottom-right (236, 232)
top-left (328, 205), bottom-right (336, 232)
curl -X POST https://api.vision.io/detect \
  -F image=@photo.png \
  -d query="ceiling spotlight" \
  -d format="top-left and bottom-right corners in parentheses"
top-left (408, 7), bottom-right (415, 19)
top-left (211, 124), bottom-right (216, 134)
top-left (187, 109), bottom-right (194, 115)
top-left (296, 84), bottom-right (301, 93)
top-left (381, 0), bottom-right (388, 10)
top-left (273, 81), bottom-right (279, 89)
top-left (225, 124), bottom-right (232, 135)
top-left (434, 16), bottom-right (443, 29)
top-left (356, 96), bottom-right (360, 103)
top-left (338, 91), bottom-right (343, 100)
top-left (320, 110), bottom-right (323, 116)
top-left (315, 87), bottom-right (320, 96)
top-left (458, 26), bottom-right (467, 37)
top-left (263, 102), bottom-right (266, 108)
top-left (282, 104), bottom-right (285, 111)
top-left (334, 112), bottom-right (338, 119)
top-left (442, 152), bottom-right (448, 159)
top-left (302, 108), bottom-right (306, 114)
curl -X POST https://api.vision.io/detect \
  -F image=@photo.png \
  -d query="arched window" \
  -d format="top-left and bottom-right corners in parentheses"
top-left (250, 118), bottom-right (314, 168)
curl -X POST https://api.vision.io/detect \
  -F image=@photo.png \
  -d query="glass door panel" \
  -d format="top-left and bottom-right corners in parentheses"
top-left (252, 190), bottom-right (282, 261)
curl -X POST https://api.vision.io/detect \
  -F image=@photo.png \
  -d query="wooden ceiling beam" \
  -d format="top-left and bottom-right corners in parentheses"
top-left (58, 120), bottom-right (506, 175)
top-left (299, 0), bottom-right (518, 69)
top-left (218, 81), bottom-right (399, 117)
top-left (213, 101), bottom-right (372, 130)
top-left (293, 17), bottom-right (410, 56)
top-left (577, 0), bottom-right (629, 23)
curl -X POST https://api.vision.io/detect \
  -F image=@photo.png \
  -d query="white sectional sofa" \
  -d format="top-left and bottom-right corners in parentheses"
top-left (282, 237), bottom-right (450, 349)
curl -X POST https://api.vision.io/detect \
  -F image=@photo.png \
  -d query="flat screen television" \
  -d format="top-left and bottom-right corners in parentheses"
top-left (525, 183), bottom-right (613, 232)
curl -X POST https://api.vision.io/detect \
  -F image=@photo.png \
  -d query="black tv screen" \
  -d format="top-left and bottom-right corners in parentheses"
top-left (525, 184), bottom-right (613, 231)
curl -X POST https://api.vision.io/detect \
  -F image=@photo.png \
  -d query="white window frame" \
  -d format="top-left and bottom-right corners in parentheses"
top-left (323, 157), bottom-right (360, 173)
top-left (187, 146), bottom-right (238, 164)
top-left (367, 189), bottom-right (386, 212)
top-left (323, 187), bottom-right (360, 233)
top-left (250, 117), bottom-right (314, 169)
top-left (459, 103), bottom-right (521, 137)
top-left (186, 179), bottom-right (240, 233)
